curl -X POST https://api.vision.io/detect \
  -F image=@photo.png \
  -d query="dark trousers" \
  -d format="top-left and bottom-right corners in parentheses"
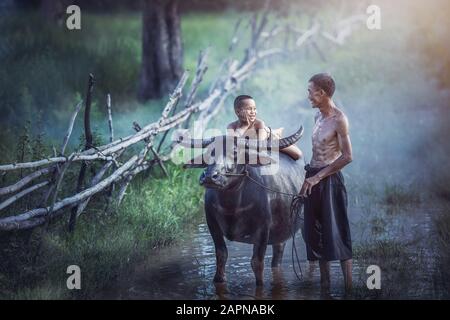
top-left (303, 164), bottom-right (352, 261)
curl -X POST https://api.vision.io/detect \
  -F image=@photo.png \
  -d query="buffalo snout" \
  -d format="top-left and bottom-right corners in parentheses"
top-left (199, 169), bottom-right (225, 188)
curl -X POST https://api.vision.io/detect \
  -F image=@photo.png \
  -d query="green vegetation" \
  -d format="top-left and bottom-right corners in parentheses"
top-left (0, 164), bottom-right (204, 299)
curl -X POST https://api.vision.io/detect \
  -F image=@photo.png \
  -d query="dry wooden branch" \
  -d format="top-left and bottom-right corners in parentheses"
top-left (0, 154), bottom-right (115, 171)
top-left (47, 153), bottom-right (76, 221)
top-left (73, 153), bottom-right (118, 219)
top-left (159, 71), bottom-right (189, 122)
top-left (0, 155), bottom-right (138, 231)
top-left (106, 94), bottom-right (114, 143)
top-left (0, 167), bottom-right (52, 196)
top-left (178, 49), bottom-right (209, 132)
top-left (0, 181), bottom-right (49, 211)
top-left (61, 100), bottom-right (83, 155)
top-left (184, 50), bottom-right (208, 109)
top-left (295, 21), bottom-right (320, 47)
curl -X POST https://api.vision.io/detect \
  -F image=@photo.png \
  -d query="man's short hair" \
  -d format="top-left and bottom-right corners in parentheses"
top-left (234, 95), bottom-right (254, 110)
top-left (309, 73), bottom-right (335, 97)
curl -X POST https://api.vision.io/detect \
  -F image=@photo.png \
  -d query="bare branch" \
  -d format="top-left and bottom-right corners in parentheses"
top-left (184, 50), bottom-right (208, 109)
top-left (0, 155), bottom-right (138, 231)
top-left (295, 21), bottom-right (320, 47)
top-left (0, 167), bottom-right (52, 196)
top-left (0, 181), bottom-right (49, 211)
top-left (106, 94), bottom-right (114, 143)
top-left (73, 152), bottom-right (121, 218)
top-left (60, 100), bottom-right (83, 155)
top-left (159, 70), bottom-right (189, 121)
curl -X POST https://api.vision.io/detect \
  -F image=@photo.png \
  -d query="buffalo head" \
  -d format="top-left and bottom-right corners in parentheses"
top-left (180, 126), bottom-right (304, 190)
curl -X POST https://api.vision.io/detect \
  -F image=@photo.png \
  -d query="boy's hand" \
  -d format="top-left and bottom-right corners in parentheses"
top-left (238, 110), bottom-right (250, 124)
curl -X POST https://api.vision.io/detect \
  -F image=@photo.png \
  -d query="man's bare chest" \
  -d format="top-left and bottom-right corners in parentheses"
top-left (312, 117), bottom-right (338, 145)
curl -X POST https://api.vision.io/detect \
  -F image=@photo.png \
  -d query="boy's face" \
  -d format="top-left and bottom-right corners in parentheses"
top-left (235, 98), bottom-right (257, 123)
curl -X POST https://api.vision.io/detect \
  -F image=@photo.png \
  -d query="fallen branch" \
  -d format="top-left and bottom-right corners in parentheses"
top-left (0, 155), bottom-right (138, 231)
top-left (0, 181), bottom-right (49, 211)
top-left (61, 100), bottom-right (83, 155)
top-left (0, 167), bottom-right (52, 196)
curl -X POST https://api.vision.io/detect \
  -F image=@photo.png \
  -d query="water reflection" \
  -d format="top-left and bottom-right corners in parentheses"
top-left (102, 204), bottom-right (446, 300)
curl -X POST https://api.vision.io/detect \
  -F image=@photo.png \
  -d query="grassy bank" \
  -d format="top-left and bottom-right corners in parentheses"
top-left (0, 164), bottom-right (204, 299)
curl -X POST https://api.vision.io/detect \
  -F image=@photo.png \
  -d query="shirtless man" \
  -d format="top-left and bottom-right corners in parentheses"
top-left (299, 73), bottom-right (353, 294)
top-left (227, 95), bottom-right (302, 160)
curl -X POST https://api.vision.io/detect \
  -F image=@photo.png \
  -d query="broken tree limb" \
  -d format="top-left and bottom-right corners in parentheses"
top-left (228, 18), bottom-right (242, 52)
top-left (178, 49), bottom-right (209, 132)
top-left (106, 94), bottom-right (114, 143)
top-left (295, 21), bottom-right (320, 47)
top-left (0, 154), bottom-right (114, 172)
top-left (184, 50), bottom-right (208, 109)
top-left (0, 155), bottom-right (138, 231)
top-left (60, 100), bottom-right (83, 155)
top-left (73, 151), bottom-right (123, 219)
top-left (0, 167), bottom-right (52, 196)
top-left (159, 71), bottom-right (189, 122)
top-left (69, 74), bottom-right (96, 232)
top-left (0, 181), bottom-right (49, 211)
top-left (47, 153), bottom-right (76, 222)
top-left (83, 74), bottom-right (95, 149)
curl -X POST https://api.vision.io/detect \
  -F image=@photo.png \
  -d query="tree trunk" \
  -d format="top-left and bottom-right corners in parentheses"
top-left (139, 0), bottom-right (183, 101)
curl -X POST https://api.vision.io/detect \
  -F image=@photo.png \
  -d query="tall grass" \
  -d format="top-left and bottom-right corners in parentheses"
top-left (352, 240), bottom-right (424, 299)
top-left (0, 164), bottom-right (204, 299)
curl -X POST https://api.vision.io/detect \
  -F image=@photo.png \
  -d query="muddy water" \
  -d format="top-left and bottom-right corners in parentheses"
top-left (102, 203), bottom-right (446, 300)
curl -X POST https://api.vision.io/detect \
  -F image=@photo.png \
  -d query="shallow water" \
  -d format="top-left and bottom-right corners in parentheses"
top-left (100, 202), bottom-right (447, 300)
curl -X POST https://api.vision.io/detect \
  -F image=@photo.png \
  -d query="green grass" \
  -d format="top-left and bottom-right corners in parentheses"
top-left (0, 164), bottom-right (204, 299)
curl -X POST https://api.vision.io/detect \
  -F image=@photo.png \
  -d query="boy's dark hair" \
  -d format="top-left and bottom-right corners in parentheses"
top-left (234, 95), bottom-right (254, 110)
top-left (309, 73), bottom-right (335, 97)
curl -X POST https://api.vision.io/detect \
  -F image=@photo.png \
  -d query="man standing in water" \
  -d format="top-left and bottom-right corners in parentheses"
top-left (299, 73), bottom-right (353, 294)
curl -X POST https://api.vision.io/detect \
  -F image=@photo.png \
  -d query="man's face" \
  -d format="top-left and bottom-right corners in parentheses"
top-left (236, 98), bottom-right (257, 123)
top-left (308, 82), bottom-right (325, 108)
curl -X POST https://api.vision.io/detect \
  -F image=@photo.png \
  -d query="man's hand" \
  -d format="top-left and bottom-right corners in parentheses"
top-left (300, 175), bottom-right (321, 197)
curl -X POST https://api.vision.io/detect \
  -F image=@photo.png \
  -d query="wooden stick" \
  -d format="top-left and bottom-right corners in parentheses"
top-left (0, 181), bottom-right (49, 211)
top-left (74, 156), bottom-right (115, 218)
top-left (106, 94), bottom-right (114, 143)
top-left (0, 155), bottom-right (138, 231)
top-left (69, 74), bottom-right (95, 232)
top-left (0, 167), bottom-right (52, 196)
top-left (61, 100), bottom-right (83, 155)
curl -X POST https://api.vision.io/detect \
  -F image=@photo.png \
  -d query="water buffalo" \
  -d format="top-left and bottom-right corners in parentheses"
top-left (181, 126), bottom-right (305, 286)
